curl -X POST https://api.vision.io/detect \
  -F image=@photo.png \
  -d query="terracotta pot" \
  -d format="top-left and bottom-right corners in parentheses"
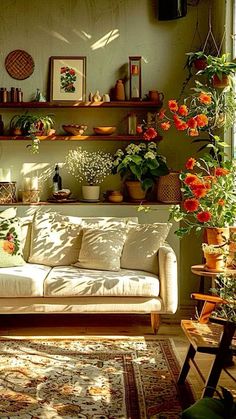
top-left (205, 227), bottom-right (229, 245)
top-left (204, 252), bottom-right (225, 272)
top-left (212, 74), bottom-right (229, 88)
top-left (193, 58), bottom-right (207, 71)
top-left (125, 181), bottom-right (146, 202)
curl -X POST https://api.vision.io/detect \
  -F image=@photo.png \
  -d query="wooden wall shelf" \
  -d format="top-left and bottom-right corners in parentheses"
top-left (0, 101), bottom-right (162, 109)
top-left (0, 135), bottom-right (147, 141)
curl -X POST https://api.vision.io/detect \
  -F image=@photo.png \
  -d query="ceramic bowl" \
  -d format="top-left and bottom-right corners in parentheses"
top-left (62, 124), bottom-right (87, 136)
top-left (53, 189), bottom-right (71, 200)
top-left (93, 126), bottom-right (116, 135)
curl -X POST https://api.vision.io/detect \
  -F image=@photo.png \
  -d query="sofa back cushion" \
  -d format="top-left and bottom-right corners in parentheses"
top-left (28, 211), bottom-right (137, 267)
top-left (28, 211), bottom-right (82, 266)
top-left (121, 223), bottom-right (172, 274)
top-left (0, 208), bottom-right (25, 267)
top-left (75, 227), bottom-right (127, 271)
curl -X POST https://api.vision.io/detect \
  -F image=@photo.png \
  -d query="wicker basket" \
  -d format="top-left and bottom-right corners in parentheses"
top-left (0, 182), bottom-right (17, 203)
top-left (157, 172), bottom-right (181, 203)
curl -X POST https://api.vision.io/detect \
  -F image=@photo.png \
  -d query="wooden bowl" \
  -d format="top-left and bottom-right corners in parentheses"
top-left (62, 124), bottom-right (87, 136)
top-left (93, 126), bottom-right (116, 135)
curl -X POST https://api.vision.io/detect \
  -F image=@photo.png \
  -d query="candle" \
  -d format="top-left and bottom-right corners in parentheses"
top-left (24, 177), bottom-right (31, 191)
top-left (31, 176), bottom-right (38, 190)
top-left (0, 168), bottom-right (11, 182)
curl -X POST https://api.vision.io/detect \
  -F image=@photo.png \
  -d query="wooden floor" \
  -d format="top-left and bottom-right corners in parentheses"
top-left (0, 313), bottom-right (235, 400)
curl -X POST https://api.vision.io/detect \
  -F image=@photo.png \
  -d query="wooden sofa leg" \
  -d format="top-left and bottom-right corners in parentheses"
top-left (151, 313), bottom-right (160, 334)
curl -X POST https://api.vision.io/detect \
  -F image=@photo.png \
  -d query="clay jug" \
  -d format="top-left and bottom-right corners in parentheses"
top-left (115, 80), bottom-right (125, 101)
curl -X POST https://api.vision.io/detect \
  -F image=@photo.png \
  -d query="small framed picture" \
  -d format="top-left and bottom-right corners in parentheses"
top-left (49, 56), bottom-right (86, 102)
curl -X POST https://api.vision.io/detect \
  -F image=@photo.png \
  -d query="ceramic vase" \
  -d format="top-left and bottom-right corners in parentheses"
top-left (82, 185), bottom-right (100, 201)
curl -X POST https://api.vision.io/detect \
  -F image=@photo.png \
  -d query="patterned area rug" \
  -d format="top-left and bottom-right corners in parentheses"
top-left (0, 337), bottom-right (194, 419)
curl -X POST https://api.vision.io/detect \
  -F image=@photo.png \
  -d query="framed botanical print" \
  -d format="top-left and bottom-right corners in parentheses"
top-left (49, 56), bottom-right (86, 102)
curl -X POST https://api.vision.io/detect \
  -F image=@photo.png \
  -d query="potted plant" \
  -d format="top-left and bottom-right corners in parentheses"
top-left (10, 112), bottom-right (55, 136)
top-left (185, 51), bottom-right (208, 72)
top-left (168, 151), bottom-right (236, 241)
top-left (112, 141), bottom-right (169, 201)
top-left (197, 53), bottom-right (236, 87)
top-left (202, 243), bottom-right (227, 272)
top-left (10, 112), bottom-right (55, 154)
top-left (64, 147), bottom-right (113, 201)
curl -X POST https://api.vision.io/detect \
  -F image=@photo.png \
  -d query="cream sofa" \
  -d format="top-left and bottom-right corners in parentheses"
top-left (0, 208), bottom-right (178, 333)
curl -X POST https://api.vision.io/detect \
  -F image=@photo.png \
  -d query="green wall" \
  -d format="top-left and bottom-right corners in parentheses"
top-left (0, 0), bottom-right (228, 315)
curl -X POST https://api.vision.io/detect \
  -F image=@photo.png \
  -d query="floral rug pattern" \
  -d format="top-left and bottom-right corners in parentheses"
top-left (0, 337), bottom-right (194, 419)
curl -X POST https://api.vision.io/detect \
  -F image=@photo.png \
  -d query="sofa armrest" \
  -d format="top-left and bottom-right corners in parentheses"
top-left (158, 243), bottom-right (178, 313)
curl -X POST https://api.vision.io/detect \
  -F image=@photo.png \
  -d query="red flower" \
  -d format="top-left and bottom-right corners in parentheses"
top-left (189, 128), bottom-right (199, 136)
top-left (143, 127), bottom-right (158, 140)
top-left (214, 167), bottom-right (230, 176)
top-left (136, 125), bottom-right (143, 134)
top-left (160, 121), bottom-right (171, 131)
top-left (190, 182), bottom-right (208, 198)
top-left (187, 117), bottom-right (197, 129)
top-left (158, 109), bottom-right (166, 120)
top-left (178, 105), bottom-right (189, 116)
top-left (168, 100), bottom-right (178, 112)
top-left (69, 69), bottom-right (75, 75)
top-left (183, 198), bottom-right (199, 212)
top-left (185, 158), bottom-right (196, 170)
top-left (173, 116), bottom-right (188, 130)
top-left (195, 114), bottom-right (208, 127)
top-left (184, 173), bottom-right (199, 185)
top-left (199, 92), bottom-right (212, 105)
top-left (196, 211), bottom-right (212, 223)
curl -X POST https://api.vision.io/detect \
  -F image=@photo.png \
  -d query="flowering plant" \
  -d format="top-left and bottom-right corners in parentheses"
top-left (65, 147), bottom-right (113, 185)
top-left (157, 81), bottom-right (236, 149)
top-left (112, 142), bottom-right (169, 191)
top-left (169, 152), bottom-right (236, 237)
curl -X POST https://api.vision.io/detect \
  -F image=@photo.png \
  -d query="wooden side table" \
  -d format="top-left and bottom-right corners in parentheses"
top-left (191, 264), bottom-right (236, 294)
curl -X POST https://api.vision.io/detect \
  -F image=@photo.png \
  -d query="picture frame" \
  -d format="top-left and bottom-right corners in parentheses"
top-left (49, 56), bottom-right (86, 102)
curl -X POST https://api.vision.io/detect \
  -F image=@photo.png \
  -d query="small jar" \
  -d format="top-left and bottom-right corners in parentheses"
top-left (108, 190), bottom-right (123, 203)
top-left (128, 112), bottom-right (137, 135)
top-left (115, 80), bottom-right (125, 101)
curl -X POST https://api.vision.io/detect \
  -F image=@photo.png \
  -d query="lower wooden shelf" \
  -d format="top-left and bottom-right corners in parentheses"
top-left (0, 135), bottom-right (146, 141)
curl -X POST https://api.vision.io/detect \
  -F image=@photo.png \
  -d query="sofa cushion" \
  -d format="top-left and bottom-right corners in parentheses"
top-left (28, 211), bottom-right (82, 266)
top-left (0, 263), bottom-right (51, 297)
top-left (121, 223), bottom-right (172, 274)
top-left (0, 210), bottom-right (25, 267)
top-left (75, 227), bottom-right (127, 271)
top-left (20, 215), bottom-right (33, 261)
top-left (44, 266), bottom-right (160, 297)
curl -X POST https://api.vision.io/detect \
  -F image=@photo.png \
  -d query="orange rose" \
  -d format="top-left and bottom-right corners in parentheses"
top-left (160, 121), bottom-right (171, 131)
top-left (184, 173), bottom-right (200, 185)
top-left (178, 105), bottom-right (189, 116)
top-left (3, 240), bottom-right (15, 254)
top-left (185, 157), bottom-right (196, 170)
top-left (189, 128), bottom-right (199, 136)
top-left (214, 167), bottom-right (230, 176)
top-left (195, 114), bottom-right (208, 127)
top-left (198, 92), bottom-right (212, 105)
top-left (168, 100), bottom-right (178, 112)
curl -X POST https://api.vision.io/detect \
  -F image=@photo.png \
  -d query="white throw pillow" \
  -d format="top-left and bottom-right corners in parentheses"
top-left (28, 211), bottom-right (83, 266)
top-left (121, 223), bottom-right (172, 274)
top-left (75, 227), bottom-right (127, 271)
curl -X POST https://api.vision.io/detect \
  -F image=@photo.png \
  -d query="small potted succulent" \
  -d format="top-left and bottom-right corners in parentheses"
top-left (202, 243), bottom-right (227, 272)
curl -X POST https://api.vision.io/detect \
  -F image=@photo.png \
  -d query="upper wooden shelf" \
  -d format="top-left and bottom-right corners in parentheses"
top-left (0, 101), bottom-right (162, 109)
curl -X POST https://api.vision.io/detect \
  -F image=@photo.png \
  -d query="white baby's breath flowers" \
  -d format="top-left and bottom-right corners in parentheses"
top-left (65, 147), bottom-right (113, 185)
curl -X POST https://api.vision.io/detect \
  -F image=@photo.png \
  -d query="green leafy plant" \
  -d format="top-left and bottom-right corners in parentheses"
top-left (10, 112), bottom-right (55, 154)
top-left (112, 142), bottom-right (169, 191)
top-left (210, 273), bottom-right (236, 323)
top-left (198, 53), bottom-right (236, 82)
top-left (185, 51), bottom-right (208, 72)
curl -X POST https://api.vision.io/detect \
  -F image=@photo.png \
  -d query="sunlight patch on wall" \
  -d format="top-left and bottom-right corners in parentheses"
top-left (73, 29), bottom-right (92, 40)
top-left (91, 29), bottom-right (119, 51)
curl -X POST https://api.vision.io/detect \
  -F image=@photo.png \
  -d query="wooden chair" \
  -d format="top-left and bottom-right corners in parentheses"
top-left (177, 293), bottom-right (236, 398)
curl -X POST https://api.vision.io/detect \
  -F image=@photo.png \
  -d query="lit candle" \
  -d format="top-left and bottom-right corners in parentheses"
top-left (24, 177), bottom-right (31, 191)
top-left (0, 168), bottom-right (11, 182)
top-left (31, 176), bottom-right (38, 190)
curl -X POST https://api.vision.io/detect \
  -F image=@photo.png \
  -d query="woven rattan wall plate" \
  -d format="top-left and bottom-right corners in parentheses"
top-left (5, 50), bottom-right (35, 80)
